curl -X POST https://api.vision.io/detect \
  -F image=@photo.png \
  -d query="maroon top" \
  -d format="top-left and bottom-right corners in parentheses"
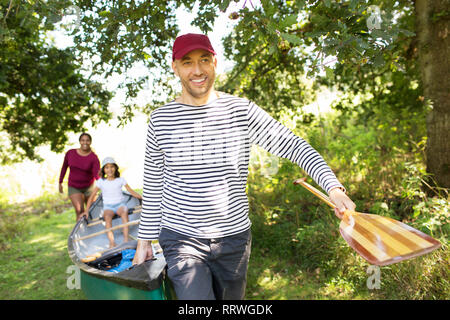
top-left (59, 149), bottom-right (100, 189)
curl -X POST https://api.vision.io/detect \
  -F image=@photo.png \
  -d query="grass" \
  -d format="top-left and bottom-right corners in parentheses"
top-left (0, 186), bottom-right (448, 300)
top-left (244, 168), bottom-right (449, 300)
top-left (0, 193), bottom-right (86, 300)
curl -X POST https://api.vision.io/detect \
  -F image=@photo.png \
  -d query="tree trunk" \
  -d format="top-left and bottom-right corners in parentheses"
top-left (415, 0), bottom-right (450, 189)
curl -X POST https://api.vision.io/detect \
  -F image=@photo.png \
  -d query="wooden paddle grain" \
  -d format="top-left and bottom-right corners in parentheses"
top-left (293, 178), bottom-right (441, 266)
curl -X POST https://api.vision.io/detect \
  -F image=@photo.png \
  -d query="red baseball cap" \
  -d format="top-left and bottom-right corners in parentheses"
top-left (172, 33), bottom-right (216, 61)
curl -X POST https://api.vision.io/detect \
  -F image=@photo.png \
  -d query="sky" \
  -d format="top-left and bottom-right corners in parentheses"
top-left (0, 1), bottom-right (336, 202)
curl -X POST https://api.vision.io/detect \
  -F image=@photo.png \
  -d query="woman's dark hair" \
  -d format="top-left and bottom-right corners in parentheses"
top-left (79, 132), bottom-right (92, 142)
top-left (101, 163), bottom-right (120, 179)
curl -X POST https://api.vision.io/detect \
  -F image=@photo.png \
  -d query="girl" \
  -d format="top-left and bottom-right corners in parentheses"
top-left (83, 157), bottom-right (142, 248)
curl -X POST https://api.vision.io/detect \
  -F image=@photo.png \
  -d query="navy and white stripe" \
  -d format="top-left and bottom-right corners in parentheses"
top-left (138, 94), bottom-right (344, 240)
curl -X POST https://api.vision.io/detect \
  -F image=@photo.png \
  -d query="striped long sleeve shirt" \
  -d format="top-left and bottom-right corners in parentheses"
top-left (138, 94), bottom-right (344, 241)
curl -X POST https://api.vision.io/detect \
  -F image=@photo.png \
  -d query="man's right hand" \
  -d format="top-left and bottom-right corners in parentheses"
top-left (132, 239), bottom-right (154, 266)
top-left (59, 183), bottom-right (63, 193)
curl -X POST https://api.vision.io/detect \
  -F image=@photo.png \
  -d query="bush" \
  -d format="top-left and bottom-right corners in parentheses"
top-left (246, 106), bottom-right (448, 299)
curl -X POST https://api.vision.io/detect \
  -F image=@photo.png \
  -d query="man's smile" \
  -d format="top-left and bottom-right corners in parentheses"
top-left (191, 77), bottom-right (207, 85)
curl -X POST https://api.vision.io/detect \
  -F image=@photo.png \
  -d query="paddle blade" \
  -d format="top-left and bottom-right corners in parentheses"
top-left (339, 212), bottom-right (441, 266)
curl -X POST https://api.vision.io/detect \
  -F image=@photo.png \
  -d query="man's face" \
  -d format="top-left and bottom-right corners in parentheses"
top-left (172, 49), bottom-right (217, 100)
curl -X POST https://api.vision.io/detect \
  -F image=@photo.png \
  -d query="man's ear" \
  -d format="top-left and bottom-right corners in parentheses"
top-left (172, 60), bottom-right (179, 77)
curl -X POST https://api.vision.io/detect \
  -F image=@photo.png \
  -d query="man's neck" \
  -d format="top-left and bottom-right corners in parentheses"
top-left (176, 89), bottom-right (219, 106)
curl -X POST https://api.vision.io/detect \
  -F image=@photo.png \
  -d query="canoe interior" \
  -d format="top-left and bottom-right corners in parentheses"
top-left (67, 192), bottom-right (174, 299)
top-left (72, 192), bottom-right (141, 259)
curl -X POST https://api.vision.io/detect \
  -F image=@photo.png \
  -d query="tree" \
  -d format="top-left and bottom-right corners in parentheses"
top-left (0, 0), bottom-right (220, 164)
top-left (2, 0), bottom-right (448, 189)
top-left (68, 0), bottom-right (422, 120)
top-left (0, 0), bottom-right (112, 164)
top-left (415, 0), bottom-right (450, 189)
top-left (71, 0), bottom-right (220, 119)
top-left (215, 0), bottom-right (448, 189)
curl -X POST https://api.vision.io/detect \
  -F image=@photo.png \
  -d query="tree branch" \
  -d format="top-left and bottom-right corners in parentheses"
top-left (3, 0), bottom-right (14, 25)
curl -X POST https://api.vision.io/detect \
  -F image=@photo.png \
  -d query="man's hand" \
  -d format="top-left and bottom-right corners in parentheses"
top-left (328, 187), bottom-right (356, 220)
top-left (59, 183), bottom-right (63, 193)
top-left (132, 239), bottom-right (154, 266)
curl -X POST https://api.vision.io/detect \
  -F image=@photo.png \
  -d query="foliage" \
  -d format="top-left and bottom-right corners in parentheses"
top-left (28, 1), bottom-right (419, 120)
top-left (246, 170), bottom-right (448, 299)
top-left (1, 0), bottom-right (447, 181)
top-left (0, 0), bottom-right (236, 163)
top-left (316, 1), bottom-right (430, 193)
top-left (219, 0), bottom-right (417, 114)
top-left (71, 0), bottom-right (221, 119)
top-left (244, 101), bottom-right (448, 299)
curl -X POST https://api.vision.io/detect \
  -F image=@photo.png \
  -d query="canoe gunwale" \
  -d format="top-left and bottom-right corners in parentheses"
top-left (67, 193), bottom-right (167, 292)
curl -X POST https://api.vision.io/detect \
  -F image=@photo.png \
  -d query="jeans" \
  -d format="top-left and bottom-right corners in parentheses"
top-left (158, 228), bottom-right (252, 300)
top-left (103, 202), bottom-right (127, 214)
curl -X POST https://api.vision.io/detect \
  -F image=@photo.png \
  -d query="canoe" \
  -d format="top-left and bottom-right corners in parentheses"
top-left (67, 192), bottom-right (175, 300)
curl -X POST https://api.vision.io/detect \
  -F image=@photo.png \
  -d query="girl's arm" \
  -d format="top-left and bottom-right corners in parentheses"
top-left (82, 186), bottom-right (100, 218)
top-left (124, 184), bottom-right (142, 200)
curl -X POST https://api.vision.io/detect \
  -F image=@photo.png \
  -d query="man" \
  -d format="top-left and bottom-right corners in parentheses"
top-left (132, 33), bottom-right (356, 299)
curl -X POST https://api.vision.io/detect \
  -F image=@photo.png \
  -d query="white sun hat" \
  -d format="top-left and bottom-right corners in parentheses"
top-left (102, 157), bottom-right (117, 167)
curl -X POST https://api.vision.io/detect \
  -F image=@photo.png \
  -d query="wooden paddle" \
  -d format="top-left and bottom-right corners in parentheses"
top-left (293, 178), bottom-right (441, 266)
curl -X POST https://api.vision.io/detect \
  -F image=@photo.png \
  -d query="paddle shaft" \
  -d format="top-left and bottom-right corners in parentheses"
top-left (75, 220), bottom-right (139, 242)
top-left (293, 178), bottom-right (337, 210)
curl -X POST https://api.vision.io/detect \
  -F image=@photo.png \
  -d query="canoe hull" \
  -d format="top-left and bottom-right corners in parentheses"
top-left (80, 269), bottom-right (173, 300)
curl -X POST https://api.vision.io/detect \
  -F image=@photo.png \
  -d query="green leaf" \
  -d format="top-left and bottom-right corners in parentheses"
top-left (280, 14), bottom-right (298, 29)
top-left (349, 0), bottom-right (359, 11)
top-left (219, 0), bottom-right (231, 12)
top-left (296, 0), bottom-right (306, 10)
top-left (370, 29), bottom-right (385, 39)
top-left (99, 10), bottom-right (111, 17)
top-left (268, 43), bottom-right (277, 55)
top-left (357, 38), bottom-right (371, 50)
top-left (305, 30), bottom-right (326, 38)
top-left (399, 29), bottom-right (416, 37)
top-left (325, 66), bottom-right (334, 80)
top-left (372, 53), bottom-right (385, 68)
top-left (280, 32), bottom-right (302, 45)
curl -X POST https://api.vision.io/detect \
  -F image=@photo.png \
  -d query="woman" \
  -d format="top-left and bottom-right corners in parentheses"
top-left (59, 133), bottom-right (100, 221)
